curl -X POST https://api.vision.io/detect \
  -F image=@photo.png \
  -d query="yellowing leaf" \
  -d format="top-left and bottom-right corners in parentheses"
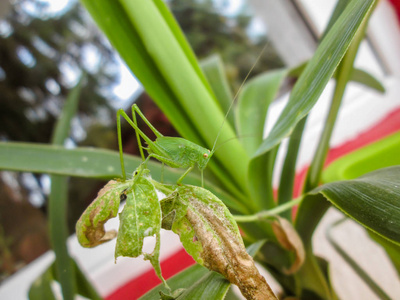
top-left (76, 180), bottom-right (130, 247)
top-left (161, 185), bottom-right (277, 299)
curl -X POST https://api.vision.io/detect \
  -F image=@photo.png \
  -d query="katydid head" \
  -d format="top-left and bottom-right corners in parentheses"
top-left (198, 149), bottom-right (212, 170)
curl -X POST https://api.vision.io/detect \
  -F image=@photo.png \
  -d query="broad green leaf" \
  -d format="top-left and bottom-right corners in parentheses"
top-left (311, 166), bottom-right (400, 245)
top-left (160, 185), bottom-right (277, 299)
top-left (76, 179), bottom-right (130, 247)
top-left (253, 0), bottom-right (376, 158)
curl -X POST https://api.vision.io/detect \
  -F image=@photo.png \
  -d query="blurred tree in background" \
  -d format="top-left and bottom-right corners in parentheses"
top-left (169, 0), bottom-right (284, 90)
top-left (0, 0), bottom-right (118, 280)
top-left (0, 0), bottom-right (284, 281)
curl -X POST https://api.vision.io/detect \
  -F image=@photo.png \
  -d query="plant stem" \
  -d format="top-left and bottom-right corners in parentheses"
top-left (234, 197), bottom-right (303, 223)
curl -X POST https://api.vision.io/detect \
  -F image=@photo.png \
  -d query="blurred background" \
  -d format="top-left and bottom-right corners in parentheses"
top-left (0, 0), bottom-right (285, 282)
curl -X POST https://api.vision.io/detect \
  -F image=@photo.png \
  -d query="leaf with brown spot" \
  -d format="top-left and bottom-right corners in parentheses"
top-left (76, 179), bottom-right (131, 247)
top-left (271, 216), bottom-right (305, 274)
top-left (160, 185), bottom-right (277, 300)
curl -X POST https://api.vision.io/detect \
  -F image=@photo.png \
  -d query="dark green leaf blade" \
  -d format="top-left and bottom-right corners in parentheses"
top-left (253, 0), bottom-right (376, 158)
top-left (312, 166), bottom-right (400, 245)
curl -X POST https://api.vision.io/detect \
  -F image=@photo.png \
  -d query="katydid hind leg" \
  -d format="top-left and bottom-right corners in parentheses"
top-left (117, 109), bottom-right (127, 181)
top-left (132, 104), bottom-right (163, 138)
top-left (118, 109), bottom-right (156, 152)
top-left (131, 105), bottom-right (145, 161)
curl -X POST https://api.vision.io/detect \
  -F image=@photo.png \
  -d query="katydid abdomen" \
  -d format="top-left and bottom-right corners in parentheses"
top-left (149, 136), bottom-right (211, 170)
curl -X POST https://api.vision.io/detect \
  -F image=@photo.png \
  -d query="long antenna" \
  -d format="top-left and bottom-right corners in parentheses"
top-left (210, 44), bottom-right (269, 154)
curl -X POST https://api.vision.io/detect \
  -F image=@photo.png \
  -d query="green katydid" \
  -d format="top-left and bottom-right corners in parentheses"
top-left (116, 47), bottom-right (267, 187)
top-left (117, 104), bottom-right (212, 186)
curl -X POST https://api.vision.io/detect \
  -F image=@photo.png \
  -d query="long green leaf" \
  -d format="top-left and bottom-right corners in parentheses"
top-left (82, 0), bottom-right (249, 197)
top-left (49, 76), bottom-right (84, 300)
top-left (0, 142), bottom-right (248, 214)
top-left (236, 69), bottom-right (288, 210)
top-left (236, 69), bottom-right (287, 156)
top-left (311, 166), bottom-right (400, 245)
top-left (253, 0), bottom-right (376, 158)
top-left (304, 1), bottom-right (373, 192)
top-left (80, 0), bottom-right (198, 143)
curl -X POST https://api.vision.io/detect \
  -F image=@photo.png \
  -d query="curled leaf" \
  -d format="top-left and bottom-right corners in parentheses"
top-left (271, 216), bottom-right (305, 274)
top-left (76, 180), bottom-right (130, 247)
top-left (161, 185), bottom-right (277, 300)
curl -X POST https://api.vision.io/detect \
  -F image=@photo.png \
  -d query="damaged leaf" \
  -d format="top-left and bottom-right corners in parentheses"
top-left (115, 171), bottom-right (168, 289)
top-left (76, 180), bottom-right (130, 247)
top-left (271, 216), bottom-right (305, 274)
top-left (161, 185), bottom-right (277, 300)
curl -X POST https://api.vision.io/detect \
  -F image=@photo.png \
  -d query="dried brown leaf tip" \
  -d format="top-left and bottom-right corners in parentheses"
top-left (161, 185), bottom-right (277, 300)
top-left (271, 216), bottom-right (305, 274)
top-left (76, 180), bottom-right (130, 247)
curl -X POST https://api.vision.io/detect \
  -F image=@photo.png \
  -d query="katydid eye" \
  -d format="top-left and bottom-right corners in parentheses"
top-left (203, 153), bottom-right (208, 158)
